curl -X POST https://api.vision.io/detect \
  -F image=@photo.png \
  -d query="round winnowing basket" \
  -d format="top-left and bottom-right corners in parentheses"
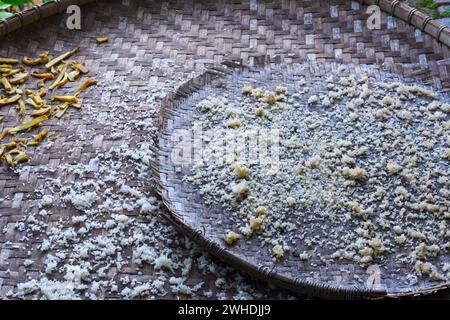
top-left (0, 0), bottom-right (449, 299)
top-left (152, 61), bottom-right (450, 299)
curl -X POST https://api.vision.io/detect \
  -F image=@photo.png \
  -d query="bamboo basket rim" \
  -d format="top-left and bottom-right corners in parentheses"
top-left (1, 0), bottom-right (450, 48)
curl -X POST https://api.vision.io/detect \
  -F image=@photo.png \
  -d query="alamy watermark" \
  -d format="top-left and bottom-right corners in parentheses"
top-left (64, 4), bottom-right (383, 32)
top-left (66, 5), bottom-right (81, 30)
top-left (366, 5), bottom-right (382, 30)
top-left (169, 127), bottom-right (282, 170)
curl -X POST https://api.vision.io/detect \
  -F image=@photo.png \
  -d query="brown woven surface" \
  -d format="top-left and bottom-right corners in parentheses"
top-left (0, 0), bottom-right (449, 299)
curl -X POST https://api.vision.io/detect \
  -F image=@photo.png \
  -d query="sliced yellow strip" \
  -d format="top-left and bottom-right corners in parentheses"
top-left (96, 37), bottom-right (109, 44)
top-left (4, 153), bottom-right (13, 167)
top-left (30, 106), bottom-right (51, 117)
top-left (69, 103), bottom-right (82, 109)
top-left (23, 51), bottom-right (49, 66)
top-left (55, 73), bottom-right (68, 89)
top-left (0, 129), bottom-right (10, 140)
top-left (53, 103), bottom-right (69, 118)
top-left (4, 141), bottom-right (17, 149)
top-left (31, 72), bottom-right (54, 81)
top-left (0, 58), bottom-right (19, 65)
top-left (74, 79), bottom-right (97, 96)
top-left (17, 100), bottom-right (26, 118)
top-left (25, 98), bottom-right (42, 109)
top-left (0, 94), bottom-right (21, 107)
top-left (13, 151), bottom-right (29, 165)
top-left (0, 77), bottom-right (12, 92)
top-left (45, 46), bottom-right (80, 69)
top-left (51, 95), bottom-right (78, 103)
top-left (9, 72), bottom-right (29, 85)
top-left (38, 88), bottom-right (46, 98)
top-left (5, 67), bottom-right (25, 77)
top-left (27, 129), bottom-right (47, 146)
top-left (68, 69), bottom-right (80, 81)
top-left (48, 64), bottom-right (68, 90)
top-left (71, 62), bottom-right (89, 74)
top-left (36, 79), bottom-right (45, 88)
top-left (0, 64), bottom-right (12, 73)
top-left (9, 115), bottom-right (48, 135)
top-left (33, 94), bottom-right (44, 106)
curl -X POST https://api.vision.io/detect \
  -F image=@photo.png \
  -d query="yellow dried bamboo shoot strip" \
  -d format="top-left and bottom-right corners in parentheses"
top-left (25, 98), bottom-right (42, 109)
top-left (54, 103), bottom-right (69, 118)
top-left (33, 94), bottom-right (44, 105)
top-left (54, 73), bottom-right (68, 89)
top-left (48, 64), bottom-right (68, 90)
top-left (36, 79), bottom-right (45, 88)
top-left (0, 64), bottom-right (12, 73)
top-left (71, 62), bottom-right (89, 74)
top-left (27, 129), bottom-right (47, 146)
top-left (0, 146), bottom-right (4, 157)
top-left (96, 37), bottom-right (109, 44)
top-left (0, 129), bottom-right (10, 140)
top-left (69, 103), bottom-right (82, 109)
top-left (9, 72), bottom-right (29, 85)
top-left (4, 153), bottom-right (13, 167)
top-left (68, 69), bottom-right (80, 81)
top-left (5, 67), bottom-right (25, 77)
top-left (31, 72), bottom-right (54, 81)
top-left (0, 58), bottom-right (19, 65)
top-left (74, 79), bottom-right (97, 96)
top-left (9, 115), bottom-right (48, 135)
top-left (23, 52), bottom-right (49, 66)
top-left (38, 88), bottom-right (46, 97)
top-left (0, 77), bottom-right (12, 92)
top-left (0, 94), bottom-right (21, 107)
top-left (45, 46), bottom-right (80, 69)
top-left (4, 141), bottom-right (16, 149)
top-left (30, 106), bottom-right (51, 117)
top-left (17, 100), bottom-right (26, 118)
top-left (51, 95), bottom-right (77, 103)
top-left (13, 151), bottom-right (29, 165)
top-left (0, 115), bottom-right (3, 123)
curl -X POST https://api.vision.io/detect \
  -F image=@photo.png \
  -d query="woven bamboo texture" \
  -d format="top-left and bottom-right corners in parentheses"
top-left (0, 0), bottom-right (449, 299)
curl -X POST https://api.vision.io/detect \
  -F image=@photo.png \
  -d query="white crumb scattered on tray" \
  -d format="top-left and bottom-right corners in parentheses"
top-left (6, 67), bottom-right (290, 300)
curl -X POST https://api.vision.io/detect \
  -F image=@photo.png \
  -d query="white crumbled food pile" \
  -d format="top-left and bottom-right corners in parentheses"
top-left (1, 68), bottom-right (291, 300)
top-left (186, 67), bottom-right (450, 285)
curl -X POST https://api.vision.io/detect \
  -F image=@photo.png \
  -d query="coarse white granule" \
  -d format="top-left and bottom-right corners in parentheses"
top-left (23, 259), bottom-right (34, 267)
top-left (17, 278), bottom-right (80, 300)
top-left (63, 191), bottom-right (99, 210)
top-left (38, 195), bottom-right (54, 208)
top-left (154, 254), bottom-right (174, 271)
top-left (307, 95), bottom-right (318, 104)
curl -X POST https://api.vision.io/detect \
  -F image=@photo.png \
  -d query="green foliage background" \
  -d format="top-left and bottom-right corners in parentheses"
top-left (411, 0), bottom-right (450, 19)
top-left (0, 1), bottom-right (50, 20)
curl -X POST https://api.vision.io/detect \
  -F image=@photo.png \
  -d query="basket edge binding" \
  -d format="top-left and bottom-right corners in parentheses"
top-left (0, 0), bottom-right (97, 37)
top-left (0, 0), bottom-right (449, 49)
top-left (361, 0), bottom-right (450, 47)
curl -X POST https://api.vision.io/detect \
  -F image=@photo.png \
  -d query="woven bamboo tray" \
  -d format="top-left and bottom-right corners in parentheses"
top-left (0, 0), bottom-right (449, 299)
